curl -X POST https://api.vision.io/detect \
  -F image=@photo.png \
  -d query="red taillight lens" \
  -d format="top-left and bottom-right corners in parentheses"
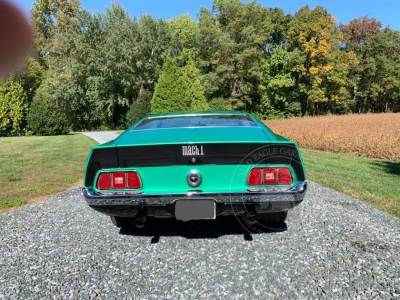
top-left (97, 172), bottom-right (111, 189)
top-left (97, 171), bottom-right (141, 190)
top-left (247, 167), bottom-right (293, 186)
top-left (127, 171), bottom-right (141, 189)
top-left (112, 172), bottom-right (126, 189)
top-left (278, 167), bottom-right (293, 184)
top-left (248, 168), bottom-right (262, 185)
top-left (263, 168), bottom-right (277, 184)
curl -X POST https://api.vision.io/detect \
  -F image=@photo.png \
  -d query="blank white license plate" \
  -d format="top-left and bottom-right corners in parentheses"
top-left (175, 200), bottom-right (216, 221)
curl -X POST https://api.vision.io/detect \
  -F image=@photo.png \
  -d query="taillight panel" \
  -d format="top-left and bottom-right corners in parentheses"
top-left (97, 171), bottom-right (142, 190)
top-left (247, 167), bottom-right (293, 186)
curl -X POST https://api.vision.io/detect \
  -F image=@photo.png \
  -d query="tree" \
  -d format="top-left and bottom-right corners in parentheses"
top-left (30, 0), bottom-right (81, 66)
top-left (339, 16), bottom-right (384, 51)
top-left (0, 80), bottom-right (28, 136)
top-left (11, 57), bottom-right (44, 104)
top-left (182, 58), bottom-right (209, 110)
top-left (339, 16), bottom-right (386, 112)
top-left (261, 45), bottom-right (297, 119)
top-left (126, 89), bottom-right (152, 125)
top-left (199, 0), bottom-right (289, 111)
top-left (338, 16), bottom-right (399, 113)
top-left (168, 14), bottom-right (200, 57)
top-left (287, 5), bottom-right (357, 115)
top-left (151, 57), bottom-right (190, 113)
top-left (26, 82), bottom-right (70, 135)
top-left (357, 30), bottom-right (400, 112)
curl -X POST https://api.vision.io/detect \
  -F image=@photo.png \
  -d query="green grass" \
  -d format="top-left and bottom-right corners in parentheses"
top-left (301, 148), bottom-right (400, 218)
top-left (0, 134), bottom-right (97, 210)
top-left (1, 198), bottom-right (27, 209)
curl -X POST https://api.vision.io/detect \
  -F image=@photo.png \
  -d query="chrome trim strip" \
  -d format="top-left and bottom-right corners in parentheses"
top-left (82, 182), bottom-right (307, 206)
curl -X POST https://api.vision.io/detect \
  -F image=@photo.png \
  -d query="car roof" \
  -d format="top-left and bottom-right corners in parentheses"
top-left (146, 110), bottom-right (252, 119)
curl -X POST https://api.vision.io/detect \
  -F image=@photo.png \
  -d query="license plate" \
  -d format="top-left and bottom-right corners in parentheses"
top-left (175, 200), bottom-right (216, 221)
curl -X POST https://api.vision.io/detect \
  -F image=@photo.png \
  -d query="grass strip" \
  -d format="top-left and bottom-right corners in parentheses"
top-left (301, 148), bottom-right (400, 218)
top-left (0, 134), bottom-right (97, 210)
top-left (0, 198), bottom-right (28, 209)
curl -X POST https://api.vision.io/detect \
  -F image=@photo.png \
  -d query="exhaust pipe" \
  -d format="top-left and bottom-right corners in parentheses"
top-left (134, 215), bottom-right (147, 228)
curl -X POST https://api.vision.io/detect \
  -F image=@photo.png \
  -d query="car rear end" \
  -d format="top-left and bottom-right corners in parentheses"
top-left (82, 112), bottom-right (307, 226)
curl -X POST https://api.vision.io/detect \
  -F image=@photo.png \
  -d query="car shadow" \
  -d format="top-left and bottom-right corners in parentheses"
top-left (371, 160), bottom-right (400, 176)
top-left (118, 215), bottom-right (287, 242)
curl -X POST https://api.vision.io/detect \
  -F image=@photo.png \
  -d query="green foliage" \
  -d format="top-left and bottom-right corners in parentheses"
top-left (182, 58), bottom-right (209, 110)
top-left (0, 80), bottom-right (28, 137)
top-left (18, 0), bottom-right (400, 131)
top-left (151, 57), bottom-right (190, 113)
top-left (356, 30), bottom-right (400, 113)
top-left (168, 14), bottom-right (200, 55)
top-left (12, 57), bottom-right (44, 104)
top-left (30, 0), bottom-right (81, 66)
top-left (27, 83), bottom-right (70, 136)
top-left (126, 90), bottom-right (152, 125)
top-left (208, 97), bottom-right (231, 110)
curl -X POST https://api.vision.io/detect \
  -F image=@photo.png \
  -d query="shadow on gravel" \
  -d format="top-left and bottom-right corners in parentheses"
top-left (118, 215), bottom-right (287, 242)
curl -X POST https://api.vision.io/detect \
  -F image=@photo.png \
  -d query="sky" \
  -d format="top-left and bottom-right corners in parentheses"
top-left (12, 0), bottom-right (400, 30)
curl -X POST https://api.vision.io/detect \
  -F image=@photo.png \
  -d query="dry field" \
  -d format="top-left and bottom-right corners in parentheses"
top-left (264, 113), bottom-right (400, 161)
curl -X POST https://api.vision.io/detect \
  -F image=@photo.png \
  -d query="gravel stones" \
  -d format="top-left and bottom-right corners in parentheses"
top-left (1, 182), bottom-right (399, 299)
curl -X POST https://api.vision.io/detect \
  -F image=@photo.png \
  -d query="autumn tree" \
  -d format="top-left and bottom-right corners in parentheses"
top-left (339, 16), bottom-right (384, 51)
top-left (338, 16), bottom-right (399, 113)
top-left (287, 5), bottom-right (357, 115)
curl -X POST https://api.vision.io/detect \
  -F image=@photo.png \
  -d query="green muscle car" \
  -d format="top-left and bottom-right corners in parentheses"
top-left (82, 111), bottom-right (307, 228)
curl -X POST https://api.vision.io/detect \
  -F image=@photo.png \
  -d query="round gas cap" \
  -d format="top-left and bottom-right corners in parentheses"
top-left (187, 170), bottom-right (202, 187)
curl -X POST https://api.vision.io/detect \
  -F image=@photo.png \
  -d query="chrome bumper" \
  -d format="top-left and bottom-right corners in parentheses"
top-left (82, 182), bottom-right (307, 206)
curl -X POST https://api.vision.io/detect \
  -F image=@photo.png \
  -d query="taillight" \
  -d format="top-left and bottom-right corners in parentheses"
top-left (112, 172), bottom-right (126, 189)
top-left (248, 168), bottom-right (262, 185)
top-left (97, 171), bottom-right (141, 190)
top-left (127, 171), bottom-right (141, 189)
top-left (247, 167), bottom-right (293, 186)
top-left (97, 172), bottom-right (111, 189)
top-left (263, 168), bottom-right (277, 184)
top-left (278, 168), bottom-right (293, 184)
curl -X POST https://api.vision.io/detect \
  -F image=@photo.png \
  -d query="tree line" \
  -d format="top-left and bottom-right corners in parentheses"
top-left (1, 0), bottom-right (399, 136)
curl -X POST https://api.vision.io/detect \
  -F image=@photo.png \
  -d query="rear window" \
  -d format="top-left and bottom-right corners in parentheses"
top-left (133, 115), bottom-right (258, 130)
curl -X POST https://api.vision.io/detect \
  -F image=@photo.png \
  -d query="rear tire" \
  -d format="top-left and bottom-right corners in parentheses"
top-left (110, 216), bottom-right (134, 228)
top-left (257, 211), bottom-right (287, 223)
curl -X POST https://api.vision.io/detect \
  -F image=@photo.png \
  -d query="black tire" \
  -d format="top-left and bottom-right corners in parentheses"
top-left (110, 216), bottom-right (134, 228)
top-left (257, 211), bottom-right (288, 223)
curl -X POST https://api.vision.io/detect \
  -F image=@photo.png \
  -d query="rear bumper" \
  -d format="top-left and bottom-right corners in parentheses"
top-left (82, 182), bottom-right (307, 217)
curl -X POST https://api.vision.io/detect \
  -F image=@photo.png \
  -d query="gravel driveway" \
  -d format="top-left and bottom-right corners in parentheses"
top-left (1, 182), bottom-right (399, 299)
top-left (1, 132), bottom-right (399, 299)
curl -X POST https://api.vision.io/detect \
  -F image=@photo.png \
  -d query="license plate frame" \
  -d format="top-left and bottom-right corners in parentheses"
top-left (175, 200), bottom-right (216, 221)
